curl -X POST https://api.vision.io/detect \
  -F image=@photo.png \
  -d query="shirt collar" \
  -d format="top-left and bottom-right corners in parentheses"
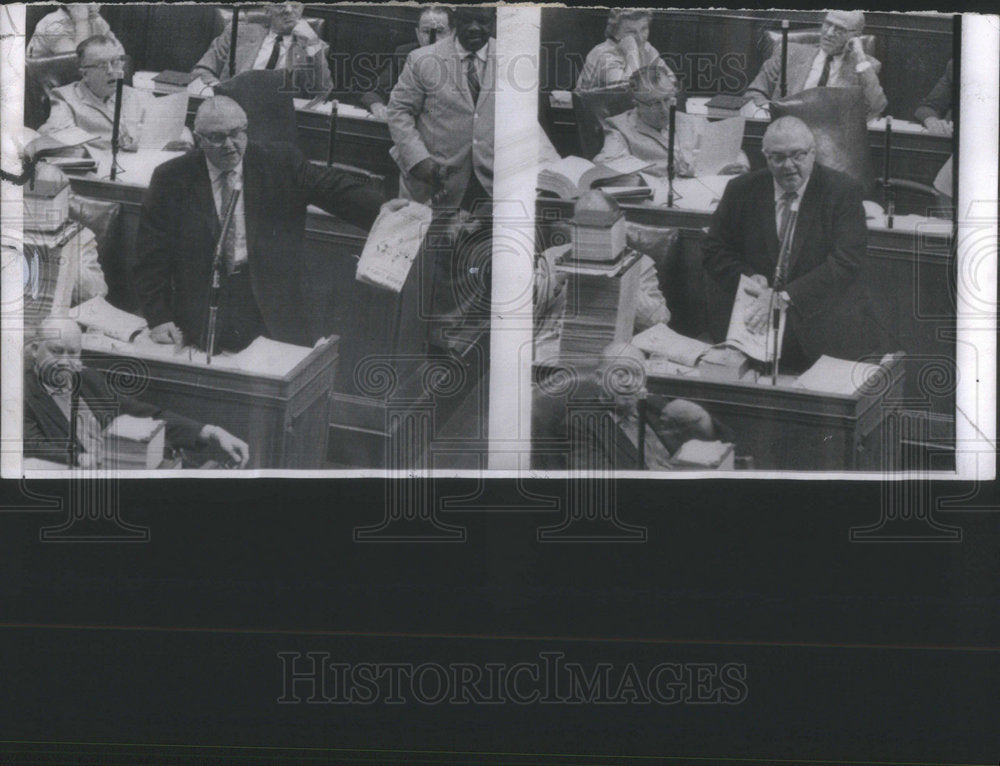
top-left (205, 156), bottom-right (244, 183)
top-left (773, 172), bottom-right (812, 205)
top-left (77, 80), bottom-right (115, 109)
top-left (455, 38), bottom-right (488, 63)
top-left (263, 29), bottom-right (291, 44)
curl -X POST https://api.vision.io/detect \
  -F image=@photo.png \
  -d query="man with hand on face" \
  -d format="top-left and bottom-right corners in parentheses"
top-left (192, 2), bottom-right (332, 97)
top-left (24, 318), bottom-right (249, 468)
top-left (361, 6), bottom-right (454, 121)
top-left (745, 11), bottom-right (888, 120)
top-left (703, 117), bottom-right (890, 369)
top-left (134, 97), bottom-right (399, 353)
top-left (387, 6), bottom-right (494, 212)
top-left (37, 35), bottom-right (192, 153)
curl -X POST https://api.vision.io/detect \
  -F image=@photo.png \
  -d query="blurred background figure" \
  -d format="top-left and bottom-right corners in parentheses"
top-left (576, 9), bottom-right (677, 92)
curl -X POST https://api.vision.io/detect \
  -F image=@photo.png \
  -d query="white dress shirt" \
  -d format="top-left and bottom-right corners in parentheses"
top-left (802, 51), bottom-right (844, 90)
top-left (252, 31), bottom-right (292, 70)
top-left (772, 173), bottom-right (812, 241)
top-left (455, 39), bottom-right (488, 85)
top-left (205, 158), bottom-right (248, 269)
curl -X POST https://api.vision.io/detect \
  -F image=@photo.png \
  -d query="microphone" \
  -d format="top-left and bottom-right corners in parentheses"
top-left (883, 116), bottom-right (895, 229)
top-left (780, 20), bottom-right (789, 98)
top-left (205, 174), bottom-right (243, 365)
top-left (109, 77), bottom-right (124, 181)
top-left (666, 103), bottom-right (676, 207)
top-left (327, 100), bottom-right (339, 167)
top-left (229, 5), bottom-right (241, 79)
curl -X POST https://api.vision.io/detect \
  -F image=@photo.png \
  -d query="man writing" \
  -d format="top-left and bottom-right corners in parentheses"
top-left (702, 116), bottom-right (891, 368)
top-left (135, 97), bottom-right (397, 352)
top-left (24, 317), bottom-right (249, 468)
top-left (745, 11), bottom-right (888, 120)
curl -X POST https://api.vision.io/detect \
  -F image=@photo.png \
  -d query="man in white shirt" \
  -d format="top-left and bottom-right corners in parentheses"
top-left (192, 2), bottom-right (332, 97)
top-left (745, 11), bottom-right (888, 120)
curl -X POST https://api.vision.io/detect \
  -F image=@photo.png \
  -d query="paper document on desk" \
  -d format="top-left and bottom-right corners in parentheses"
top-left (224, 337), bottom-right (313, 376)
top-left (356, 202), bottom-right (433, 293)
top-left (632, 323), bottom-right (710, 367)
top-left (693, 116), bottom-right (745, 176)
top-left (794, 355), bottom-right (882, 396)
top-left (724, 274), bottom-right (786, 363)
top-left (91, 149), bottom-right (184, 186)
top-left (75, 296), bottom-right (148, 342)
top-left (642, 174), bottom-right (728, 210)
top-left (136, 92), bottom-right (189, 149)
top-left (45, 126), bottom-right (99, 148)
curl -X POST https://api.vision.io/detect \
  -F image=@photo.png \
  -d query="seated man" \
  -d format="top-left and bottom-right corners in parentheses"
top-left (192, 2), bottom-right (332, 97)
top-left (914, 59), bottom-right (954, 136)
top-left (702, 116), bottom-right (893, 369)
top-left (360, 6), bottom-right (453, 121)
top-left (27, 4), bottom-right (119, 58)
top-left (36, 35), bottom-right (192, 153)
top-left (595, 65), bottom-right (748, 179)
top-left (23, 317), bottom-right (249, 468)
top-left (745, 11), bottom-right (888, 120)
top-left (576, 9), bottom-right (677, 92)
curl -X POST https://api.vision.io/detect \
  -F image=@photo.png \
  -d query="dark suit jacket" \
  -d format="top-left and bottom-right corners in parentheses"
top-left (702, 164), bottom-right (893, 364)
top-left (23, 367), bottom-right (203, 464)
top-left (134, 142), bottom-right (383, 347)
top-left (360, 41), bottom-right (418, 108)
top-left (914, 59), bottom-right (953, 123)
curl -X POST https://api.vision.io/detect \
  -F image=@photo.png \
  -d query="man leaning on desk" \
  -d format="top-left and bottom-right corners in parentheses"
top-left (134, 96), bottom-right (401, 353)
top-left (744, 11), bottom-right (888, 121)
top-left (24, 318), bottom-right (249, 468)
top-left (191, 2), bottom-right (332, 98)
top-left (702, 116), bottom-right (892, 370)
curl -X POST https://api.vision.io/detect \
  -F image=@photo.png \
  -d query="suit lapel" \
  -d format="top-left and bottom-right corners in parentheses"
top-left (760, 175), bottom-right (780, 263)
top-left (633, 113), bottom-right (671, 153)
top-left (237, 28), bottom-right (265, 75)
top-left (789, 169), bottom-right (821, 274)
top-left (25, 374), bottom-right (73, 448)
top-left (241, 146), bottom-right (261, 261)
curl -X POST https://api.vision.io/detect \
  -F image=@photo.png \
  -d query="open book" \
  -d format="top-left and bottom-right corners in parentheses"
top-left (631, 323), bottom-right (711, 367)
top-left (74, 296), bottom-right (148, 342)
top-left (538, 155), bottom-right (652, 199)
top-left (355, 201), bottom-right (433, 293)
top-left (724, 274), bottom-right (787, 363)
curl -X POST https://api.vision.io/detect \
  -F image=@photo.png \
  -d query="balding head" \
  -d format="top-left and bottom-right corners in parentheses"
top-left (762, 117), bottom-right (816, 192)
top-left (194, 97), bottom-right (248, 171)
top-left (821, 10), bottom-right (865, 55)
top-left (30, 318), bottom-right (83, 390)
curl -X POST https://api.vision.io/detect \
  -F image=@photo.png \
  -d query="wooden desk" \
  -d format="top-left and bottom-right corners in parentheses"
top-left (536, 196), bottom-right (955, 420)
top-left (644, 356), bottom-right (906, 471)
top-left (82, 336), bottom-right (340, 469)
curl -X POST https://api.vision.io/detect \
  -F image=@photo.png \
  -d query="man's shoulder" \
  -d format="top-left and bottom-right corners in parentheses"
top-left (394, 41), bottom-right (420, 58)
top-left (726, 167), bottom-right (772, 196)
top-left (812, 163), bottom-right (864, 196)
top-left (150, 150), bottom-right (203, 184)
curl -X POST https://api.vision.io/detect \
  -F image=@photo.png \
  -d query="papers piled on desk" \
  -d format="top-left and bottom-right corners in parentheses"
top-left (642, 173), bottom-right (732, 210)
top-left (632, 323), bottom-right (710, 367)
top-left (90, 149), bottom-right (185, 186)
top-left (75, 296), bottom-right (148, 342)
top-left (103, 415), bottom-right (165, 469)
top-left (557, 252), bottom-right (641, 358)
top-left (671, 439), bottom-right (735, 469)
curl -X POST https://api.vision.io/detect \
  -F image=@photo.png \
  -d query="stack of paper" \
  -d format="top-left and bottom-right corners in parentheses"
top-left (631, 323), bottom-right (710, 367)
top-left (75, 296), bottom-right (148, 342)
top-left (671, 439), bottom-right (735, 469)
top-left (103, 415), bottom-right (165, 469)
top-left (558, 253), bottom-right (641, 358)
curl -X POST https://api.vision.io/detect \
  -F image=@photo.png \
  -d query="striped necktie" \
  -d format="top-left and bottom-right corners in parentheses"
top-left (465, 53), bottom-right (481, 104)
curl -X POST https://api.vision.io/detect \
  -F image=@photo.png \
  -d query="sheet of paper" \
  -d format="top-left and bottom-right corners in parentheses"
top-left (74, 296), bottom-right (148, 341)
top-left (794, 355), bottom-right (883, 396)
top-left (693, 116), bottom-right (745, 176)
top-left (356, 202), bottom-right (433, 293)
top-left (46, 126), bottom-right (99, 148)
top-left (631, 323), bottom-right (710, 367)
top-left (136, 92), bottom-right (189, 150)
top-left (724, 274), bottom-right (787, 363)
top-left (90, 149), bottom-right (185, 187)
top-left (104, 414), bottom-right (162, 441)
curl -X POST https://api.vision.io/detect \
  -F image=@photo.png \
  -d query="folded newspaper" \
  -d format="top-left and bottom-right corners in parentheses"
top-left (355, 202), bottom-right (433, 293)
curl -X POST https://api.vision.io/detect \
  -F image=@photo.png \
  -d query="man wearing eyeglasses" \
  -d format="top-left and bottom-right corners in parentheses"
top-left (702, 117), bottom-right (890, 368)
top-left (134, 97), bottom-right (399, 353)
top-left (745, 11), bottom-right (888, 121)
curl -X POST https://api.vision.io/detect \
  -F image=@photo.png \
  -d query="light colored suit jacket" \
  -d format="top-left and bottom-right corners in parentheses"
top-left (192, 23), bottom-right (332, 96)
top-left (387, 36), bottom-right (495, 210)
top-left (595, 109), bottom-right (697, 178)
top-left (576, 39), bottom-right (674, 91)
top-left (39, 81), bottom-right (149, 150)
top-left (745, 43), bottom-right (888, 119)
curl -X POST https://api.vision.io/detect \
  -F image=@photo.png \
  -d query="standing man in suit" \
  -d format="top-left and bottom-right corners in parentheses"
top-left (745, 11), bottom-right (888, 120)
top-left (192, 2), bottom-right (331, 98)
top-left (360, 6), bottom-right (454, 121)
top-left (24, 317), bottom-right (249, 468)
top-left (387, 6), bottom-right (494, 212)
top-left (914, 59), bottom-right (954, 136)
top-left (702, 117), bottom-right (891, 368)
top-left (134, 97), bottom-right (394, 352)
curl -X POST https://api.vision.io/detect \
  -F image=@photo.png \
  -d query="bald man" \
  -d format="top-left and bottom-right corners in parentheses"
top-left (702, 116), bottom-right (889, 368)
top-left (24, 317), bottom-right (249, 468)
top-left (135, 97), bottom-right (393, 352)
top-left (745, 11), bottom-right (887, 120)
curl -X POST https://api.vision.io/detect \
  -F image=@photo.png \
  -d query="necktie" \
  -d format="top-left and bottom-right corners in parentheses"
top-left (465, 53), bottom-right (481, 104)
top-left (265, 34), bottom-right (283, 70)
top-left (774, 191), bottom-right (798, 286)
top-left (220, 170), bottom-right (239, 274)
top-left (817, 53), bottom-right (832, 87)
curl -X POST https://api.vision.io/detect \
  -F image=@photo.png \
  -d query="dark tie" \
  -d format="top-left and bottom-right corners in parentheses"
top-left (817, 53), bottom-right (832, 87)
top-left (220, 170), bottom-right (239, 274)
top-left (465, 53), bottom-right (481, 104)
top-left (774, 190), bottom-right (798, 286)
top-left (265, 35), bottom-right (283, 70)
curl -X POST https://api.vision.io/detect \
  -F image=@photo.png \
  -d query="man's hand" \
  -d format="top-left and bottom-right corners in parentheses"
top-left (742, 279), bottom-right (787, 334)
top-left (199, 425), bottom-right (250, 468)
top-left (369, 103), bottom-right (388, 121)
top-left (617, 32), bottom-right (642, 73)
top-left (150, 321), bottom-right (184, 348)
top-left (923, 117), bottom-right (953, 136)
top-left (381, 198), bottom-right (410, 214)
top-left (410, 158), bottom-right (450, 202)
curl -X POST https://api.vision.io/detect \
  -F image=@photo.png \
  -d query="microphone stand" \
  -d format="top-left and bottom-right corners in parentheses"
top-left (666, 103), bottom-right (676, 207)
top-left (780, 20), bottom-right (789, 98)
top-left (205, 181), bottom-right (242, 365)
top-left (229, 5), bottom-right (240, 80)
top-left (109, 77), bottom-right (124, 181)
top-left (636, 392), bottom-right (647, 470)
top-left (326, 99), bottom-right (339, 167)
top-left (68, 381), bottom-right (79, 467)
top-left (768, 209), bottom-right (797, 386)
top-left (882, 116), bottom-right (895, 229)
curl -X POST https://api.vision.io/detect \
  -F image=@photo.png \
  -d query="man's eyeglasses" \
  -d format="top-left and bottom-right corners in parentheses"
top-left (764, 149), bottom-right (813, 164)
top-left (821, 21), bottom-right (851, 36)
top-left (197, 127), bottom-right (247, 145)
top-left (81, 57), bottom-right (126, 70)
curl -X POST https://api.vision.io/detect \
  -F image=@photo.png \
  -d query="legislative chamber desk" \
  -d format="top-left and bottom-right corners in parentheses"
top-left (66, 153), bottom-right (436, 468)
top-left (80, 335), bottom-right (339, 469)
top-left (645, 356), bottom-right (906, 471)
